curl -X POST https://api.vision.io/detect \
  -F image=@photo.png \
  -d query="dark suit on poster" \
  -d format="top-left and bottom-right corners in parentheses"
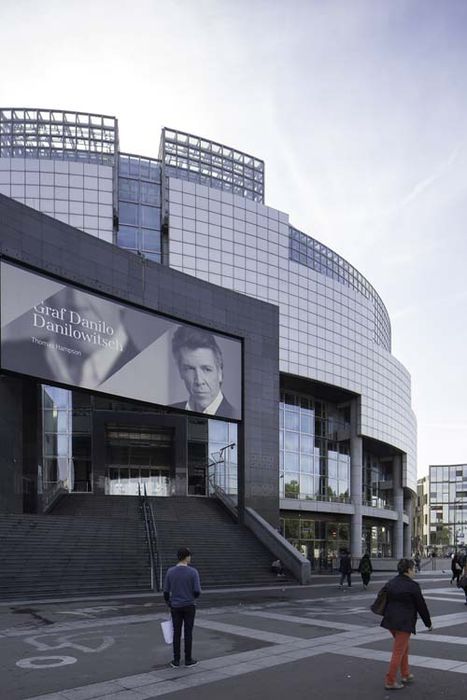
top-left (171, 396), bottom-right (237, 419)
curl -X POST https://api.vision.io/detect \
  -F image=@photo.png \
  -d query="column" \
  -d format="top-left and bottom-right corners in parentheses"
top-left (404, 492), bottom-right (414, 557)
top-left (350, 399), bottom-right (363, 558)
top-left (393, 454), bottom-right (404, 559)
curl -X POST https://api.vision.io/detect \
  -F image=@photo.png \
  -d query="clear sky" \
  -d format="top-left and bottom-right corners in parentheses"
top-left (1, 0), bottom-right (466, 477)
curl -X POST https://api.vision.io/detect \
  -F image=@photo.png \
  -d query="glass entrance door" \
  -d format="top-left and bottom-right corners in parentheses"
top-left (105, 425), bottom-right (173, 496)
top-left (106, 467), bottom-right (170, 496)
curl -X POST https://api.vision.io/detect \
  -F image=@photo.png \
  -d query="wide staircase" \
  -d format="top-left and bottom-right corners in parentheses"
top-left (0, 495), bottom-right (150, 600)
top-left (0, 495), bottom-right (294, 600)
top-left (151, 496), bottom-right (295, 588)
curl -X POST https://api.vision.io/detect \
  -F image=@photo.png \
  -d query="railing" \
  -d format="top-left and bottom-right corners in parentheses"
top-left (138, 484), bottom-right (163, 591)
top-left (207, 474), bottom-right (238, 520)
top-left (42, 479), bottom-right (67, 513)
top-left (282, 493), bottom-right (352, 504)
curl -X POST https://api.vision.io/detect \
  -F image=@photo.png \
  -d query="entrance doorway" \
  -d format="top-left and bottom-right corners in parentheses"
top-left (104, 425), bottom-right (173, 496)
top-left (106, 466), bottom-right (170, 496)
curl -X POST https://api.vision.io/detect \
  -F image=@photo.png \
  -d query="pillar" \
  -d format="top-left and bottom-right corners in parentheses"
top-left (350, 399), bottom-right (363, 558)
top-left (404, 491), bottom-right (414, 558)
top-left (393, 454), bottom-right (404, 559)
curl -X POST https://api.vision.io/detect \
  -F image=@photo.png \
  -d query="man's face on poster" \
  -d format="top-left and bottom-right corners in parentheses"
top-left (177, 346), bottom-right (222, 412)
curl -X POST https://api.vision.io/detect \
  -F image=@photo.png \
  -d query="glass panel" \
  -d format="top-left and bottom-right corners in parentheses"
top-left (300, 474), bottom-right (314, 497)
top-left (43, 385), bottom-right (71, 409)
top-left (284, 474), bottom-right (300, 498)
top-left (117, 226), bottom-right (138, 248)
top-left (119, 202), bottom-right (138, 226)
top-left (300, 411), bottom-right (313, 434)
top-left (300, 435), bottom-right (313, 453)
top-left (140, 181), bottom-right (160, 205)
top-left (142, 229), bottom-right (161, 252)
top-left (119, 177), bottom-right (139, 202)
top-left (284, 411), bottom-right (299, 430)
top-left (300, 454), bottom-right (314, 474)
top-left (284, 452), bottom-right (299, 469)
top-left (141, 205), bottom-right (158, 228)
top-left (284, 431), bottom-right (299, 451)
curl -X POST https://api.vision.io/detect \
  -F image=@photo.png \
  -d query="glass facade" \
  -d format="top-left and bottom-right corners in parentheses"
top-left (208, 419), bottom-right (238, 496)
top-left (41, 386), bottom-right (237, 499)
top-left (160, 127), bottom-right (264, 203)
top-left (280, 513), bottom-right (350, 567)
top-left (117, 153), bottom-right (162, 262)
top-left (429, 464), bottom-right (467, 552)
top-left (362, 454), bottom-right (393, 509)
top-left (280, 391), bottom-right (350, 502)
top-left (42, 385), bottom-right (92, 493)
top-left (362, 521), bottom-right (393, 557)
top-left (289, 226), bottom-right (391, 351)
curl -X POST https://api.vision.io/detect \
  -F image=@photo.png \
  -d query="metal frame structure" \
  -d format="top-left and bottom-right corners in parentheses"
top-left (0, 108), bottom-right (118, 164)
top-left (159, 127), bottom-right (265, 203)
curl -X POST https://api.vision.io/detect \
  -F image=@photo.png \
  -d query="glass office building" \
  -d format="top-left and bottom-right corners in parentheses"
top-left (428, 464), bottom-right (467, 554)
top-left (0, 107), bottom-right (417, 563)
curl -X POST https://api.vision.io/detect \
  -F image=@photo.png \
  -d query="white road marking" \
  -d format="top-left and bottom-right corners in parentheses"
top-left (19, 608), bottom-right (467, 700)
top-left (17, 655), bottom-right (77, 669)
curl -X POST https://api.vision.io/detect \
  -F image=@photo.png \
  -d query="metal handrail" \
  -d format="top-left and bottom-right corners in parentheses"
top-left (144, 484), bottom-right (163, 591)
top-left (138, 484), bottom-right (162, 591)
top-left (138, 484), bottom-right (154, 590)
top-left (42, 479), bottom-right (67, 512)
top-left (207, 474), bottom-right (238, 520)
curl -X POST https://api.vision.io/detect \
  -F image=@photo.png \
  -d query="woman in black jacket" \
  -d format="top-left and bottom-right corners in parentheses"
top-left (380, 558), bottom-right (432, 690)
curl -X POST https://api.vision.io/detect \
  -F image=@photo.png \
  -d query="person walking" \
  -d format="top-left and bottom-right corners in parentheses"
top-left (358, 553), bottom-right (373, 589)
top-left (380, 558), bottom-right (432, 690)
top-left (414, 553), bottom-right (421, 573)
top-left (163, 547), bottom-right (201, 668)
top-left (450, 552), bottom-right (462, 586)
top-left (338, 549), bottom-right (352, 588)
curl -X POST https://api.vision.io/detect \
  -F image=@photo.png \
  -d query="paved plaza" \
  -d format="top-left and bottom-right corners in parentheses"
top-left (1, 572), bottom-right (466, 700)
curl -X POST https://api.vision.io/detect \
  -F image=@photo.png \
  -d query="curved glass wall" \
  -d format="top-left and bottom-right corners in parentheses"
top-left (280, 391), bottom-right (350, 502)
top-left (289, 226), bottom-right (391, 351)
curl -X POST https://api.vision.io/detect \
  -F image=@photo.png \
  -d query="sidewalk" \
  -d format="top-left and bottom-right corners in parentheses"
top-left (1, 576), bottom-right (466, 700)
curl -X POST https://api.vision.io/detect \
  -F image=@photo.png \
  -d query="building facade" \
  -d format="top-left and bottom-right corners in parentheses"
top-left (414, 475), bottom-right (429, 556)
top-left (0, 107), bottom-right (417, 563)
top-left (428, 464), bottom-right (467, 555)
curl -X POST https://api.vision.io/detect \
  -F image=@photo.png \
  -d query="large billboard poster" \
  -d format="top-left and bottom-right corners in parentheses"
top-left (0, 261), bottom-right (242, 420)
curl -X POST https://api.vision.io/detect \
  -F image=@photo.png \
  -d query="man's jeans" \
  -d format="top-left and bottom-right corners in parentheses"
top-left (171, 605), bottom-right (196, 662)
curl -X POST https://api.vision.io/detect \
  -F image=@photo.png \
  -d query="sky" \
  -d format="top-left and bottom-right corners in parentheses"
top-left (1, 0), bottom-right (466, 477)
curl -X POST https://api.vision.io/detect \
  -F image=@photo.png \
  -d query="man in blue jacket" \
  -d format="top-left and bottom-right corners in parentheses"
top-left (163, 547), bottom-right (201, 668)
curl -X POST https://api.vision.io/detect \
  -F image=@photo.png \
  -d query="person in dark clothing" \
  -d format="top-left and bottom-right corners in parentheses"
top-left (163, 547), bottom-right (201, 668)
top-left (357, 553), bottom-right (373, 589)
top-left (450, 552), bottom-right (462, 586)
top-left (338, 549), bottom-right (352, 588)
top-left (380, 558), bottom-right (432, 690)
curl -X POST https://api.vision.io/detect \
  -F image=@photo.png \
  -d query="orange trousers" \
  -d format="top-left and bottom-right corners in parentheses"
top-left (385, 630), bottom-right (411, 685)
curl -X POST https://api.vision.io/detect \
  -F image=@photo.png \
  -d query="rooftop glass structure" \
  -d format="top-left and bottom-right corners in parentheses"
top-left (159, 127), bottom-right (264, 203)
top-left (0, 108), bottom-right (118, 164)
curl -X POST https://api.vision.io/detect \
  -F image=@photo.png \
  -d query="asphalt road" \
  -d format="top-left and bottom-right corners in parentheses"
top-left (0, 571), bottom-right (466, 700)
